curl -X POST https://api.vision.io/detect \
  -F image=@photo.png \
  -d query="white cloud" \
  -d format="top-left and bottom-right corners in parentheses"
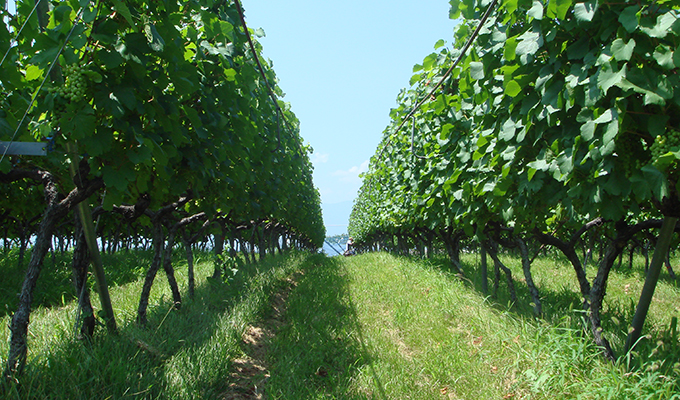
top-left (332, 160), bottom-right (369, 183)
top-left (312, 152), bottom-right (329, 164)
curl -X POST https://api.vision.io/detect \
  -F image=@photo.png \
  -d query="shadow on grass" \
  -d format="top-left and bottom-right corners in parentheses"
top-left (266, 255), bottom-right (383, 400)
top-left (0, 249), bottom-right (154, 319)
top-left (418, 252), bottom-right (680, 379)
top-left (2, 252), bottom-right (305, 400)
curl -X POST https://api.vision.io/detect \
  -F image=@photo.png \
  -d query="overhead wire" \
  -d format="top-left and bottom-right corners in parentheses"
top-left (0, 0), bottom-right (43, 69)
top-left (232, 0), bottom-right (304, 156)
top-left (376, 0), bottom-right (499, 161)
top-left (0, 4), bottom-right (86, 164)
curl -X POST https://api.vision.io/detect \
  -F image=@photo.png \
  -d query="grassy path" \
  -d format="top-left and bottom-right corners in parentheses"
top-left (1, 251), bottom-right (678, 398)
top-left (266, 253), bottom-right (527, 399)
top-left (265, 253), bottom-right (679, 399)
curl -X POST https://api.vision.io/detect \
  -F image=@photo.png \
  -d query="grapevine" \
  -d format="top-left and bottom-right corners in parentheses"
top-left (1, 0), bottom-right (325, 378)
top-left (350, 0), bottom-right (680, 361)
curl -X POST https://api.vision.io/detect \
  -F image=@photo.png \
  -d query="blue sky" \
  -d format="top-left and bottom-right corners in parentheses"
top-left (241, 0), bottom-right (456, 236)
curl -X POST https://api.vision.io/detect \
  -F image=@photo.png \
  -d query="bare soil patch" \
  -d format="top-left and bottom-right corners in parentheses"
top-left (221, 273), bottom-right (302, 399)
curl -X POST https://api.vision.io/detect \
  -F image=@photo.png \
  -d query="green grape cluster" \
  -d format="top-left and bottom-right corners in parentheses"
top-left (650, 130), bottom-right (680, 160)
top-left (615, 134), bottom-right (648, 177)
top-left (56, 64), bottom-right (88, 102)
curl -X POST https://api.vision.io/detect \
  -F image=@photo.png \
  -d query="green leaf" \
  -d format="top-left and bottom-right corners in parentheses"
top-left (602, 118), bottom-right (619, 144)
top-left (593, 109), bottom-right (613, 124)
top-left (500, 117), bottom-right (517, 141)
top-left (97, 50), bottom-right (124, 69)
top-left (546, 0), bottom-right (572, 20)
top-left (567, 37), bottom-right (590, 60)
top-left (527, 0), bottom-right (544, 20)
top-left (144, 23), bottom-right (165, 52)
top-left (527, 167), bottom-right (537, 182)
top-left (53, 5), bottom-right (72, 24)
top-left (111, 0), bottom-right (135, 28)
top-left (31, 47), bottom-right (60, 68)
top-left (528, 159), bottom-right (549, 171)
top-left (648, 115), bottom-right (669, 138)
top-left (597, 62), bottom-right (626, 95)
top-left (83, 6), bottom-right (97, 23)
top-left (220, 21), bottom-right (234, 37)
top-left (24, 65), bottom-right (42, 81)
top-left (128, 142), bottom-right (152, 165)
top-left (112, 87), bottom-right (137, 110)
top-left (504, 36), bottom-right (517, 61)
top-left (644, 93), bottom-right (666, 106)
top-left (641, 12), bottom-right (676, 39)
top-left (581, 120), bottom-right (595, 141)
top-left (64, 107), bottom-right (96, 141)
top-left (470, 62), bottom-right (485, 80)
top-left (516, 30), bottom-right (542, 63)
top-left (102, 164), bottom-right (135, 193)
top-left (225, 68), bottom-right (237, 81)
top-left (482, 180), bottom-right (496, 193)
top-left (618, 5), bottom-right (639, 33)
top-left (641, 165), bottom-right (669, 201)
top-left (80, 128), bottom-right (113, 157)
top-left (574, 1), bottom-right (598, 23)
top-left (504, 0), bottom-right (518, 15)
top-left (556, 152), bottom-right (573, 176)
top-left (653, 45), bottom-right (675, 70)
top-left (611, 38), bottom-right (635, 61)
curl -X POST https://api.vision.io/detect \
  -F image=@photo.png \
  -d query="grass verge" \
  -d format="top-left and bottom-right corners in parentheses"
top-left (267, 252), bottom-right (679, 399)
top-left (1, 250), bottom-right (678, 399)
top-left (0, 249), bottom-right (312, 399)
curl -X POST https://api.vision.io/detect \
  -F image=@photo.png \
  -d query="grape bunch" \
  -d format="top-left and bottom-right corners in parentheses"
top-left (615, 133), bottom-right (649, 177)
top-left (650, 130), bottom-right (680, 160)
top-left (56, 63), bottom-right (88, 102)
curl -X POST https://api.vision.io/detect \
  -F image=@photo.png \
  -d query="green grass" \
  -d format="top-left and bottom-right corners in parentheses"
top-left (266, 252), bottom-right (680, 399)
top-left (1, 249), bottom-right (313, 399)
top-left (1, 249), bottom-right (679, 399)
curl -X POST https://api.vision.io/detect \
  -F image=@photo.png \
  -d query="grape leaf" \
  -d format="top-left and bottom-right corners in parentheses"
top-left (618, 5), bottom-right (639, 33)
top-left (470, 62), bottom-right (485, 80)
top-left (597, 62), bottom-right (626, 95)
top-left (611, 38), bottom-right (635, 61)
top-left (653, 45), bottom-right (675, 70)
top-left (528, 1), bottom-right (544, 20)
top-left (574, 1), bottom-right (598, 23)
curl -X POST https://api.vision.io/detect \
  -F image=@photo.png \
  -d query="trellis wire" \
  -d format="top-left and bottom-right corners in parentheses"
top-left (0, 4), bottom-right (86, 163)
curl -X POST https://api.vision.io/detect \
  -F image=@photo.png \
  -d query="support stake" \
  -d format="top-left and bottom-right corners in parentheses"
top-left (66, 142), bottom-right (117, 333)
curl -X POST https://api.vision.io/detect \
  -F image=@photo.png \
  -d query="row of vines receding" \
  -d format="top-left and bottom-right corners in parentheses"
top-left (349, 0), bottom-right (680, 363)
top-left (1, 0), bottom-right (325, 378)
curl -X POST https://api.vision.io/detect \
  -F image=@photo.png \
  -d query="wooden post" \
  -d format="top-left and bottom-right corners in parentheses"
top-left (66, 143), bottom-right (117, 332)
